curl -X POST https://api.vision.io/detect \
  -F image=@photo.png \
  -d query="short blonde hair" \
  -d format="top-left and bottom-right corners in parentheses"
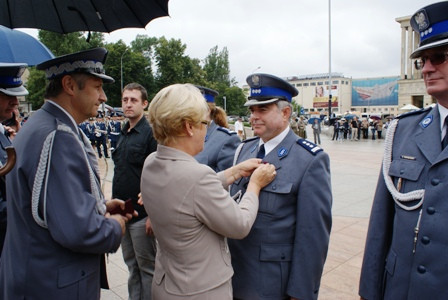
top-left (148, 83), bottom-right (208, 145)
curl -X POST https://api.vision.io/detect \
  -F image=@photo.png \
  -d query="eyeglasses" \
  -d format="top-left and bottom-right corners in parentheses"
top-left (414, 52), bottom-right (448, 70)
top-left (200, 120), bottom-right (210, 129)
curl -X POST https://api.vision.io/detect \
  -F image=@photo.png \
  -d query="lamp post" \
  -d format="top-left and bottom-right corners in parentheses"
top-left (251, 66), bottom-right (261, 73)
top-left (328, 0), bottom-right (332, 119)
top-left (120, 48), bottom-right (129, 92)
top-left (223, 96), bottom-right (227, 112)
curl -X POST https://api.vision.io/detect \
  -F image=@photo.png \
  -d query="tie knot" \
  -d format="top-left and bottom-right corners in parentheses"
top-left (257, 144), bottom-right (265, 159)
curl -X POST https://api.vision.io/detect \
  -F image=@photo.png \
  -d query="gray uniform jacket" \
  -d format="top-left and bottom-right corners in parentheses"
top-left (359, 106), bottom-right (448, 300)
top-left (195, 121), bottom-right (240, 172)
top-left (228, 129), bottom-right (332, 300)
top-left (0, 102), bottom-right (122, 300)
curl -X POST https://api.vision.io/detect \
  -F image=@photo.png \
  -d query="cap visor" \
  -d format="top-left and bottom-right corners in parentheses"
top-left (88, 71), bottom-right (115, 83)
top-left (410, 38), bottom-right (448, 58)
top-left (0, 86), bottom-right (29, 97)
top-left (244, 98), bottom-right (280, 107)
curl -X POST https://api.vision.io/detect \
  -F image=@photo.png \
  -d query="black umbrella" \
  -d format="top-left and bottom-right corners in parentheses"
top-left (0, 0), bottom-right (169, 34)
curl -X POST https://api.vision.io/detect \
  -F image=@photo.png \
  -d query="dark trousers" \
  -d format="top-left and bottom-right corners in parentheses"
top-left (96, 137), bottom-right (109, 158)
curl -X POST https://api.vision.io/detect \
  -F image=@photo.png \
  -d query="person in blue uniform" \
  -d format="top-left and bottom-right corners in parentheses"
top-left (0, 48), bottom-right (133, 299)
top-left (359, 3), bottom-right (448, 299)
top-left (0, 63), bottom-right (28, 256)
top-left (194, 86), bottom-right (240, 172)
top-left (95, 115), bottom-right (109, 158)
top-left (228, 73), bottom-right (332, 300)
top-left (108, 113), bottom-right (121, 150)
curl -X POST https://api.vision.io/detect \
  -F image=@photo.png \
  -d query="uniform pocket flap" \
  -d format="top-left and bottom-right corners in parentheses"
top-left (385, 249), bottom-right (397, 275)
top-left (388, 159), bottom-right (424, 181)
top-left (263, 180), bottom-right (293, 194)
top-left (57, 260), bottom-right (97, 288)
top-left (259, 244), bottom-right (293, 262)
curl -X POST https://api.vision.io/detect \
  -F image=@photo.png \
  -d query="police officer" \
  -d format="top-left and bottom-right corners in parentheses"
top-left (0, 63), bottom-right (28, 256)
top-left (228, 73), bottom-right (332, 300)
top-left (108, 113), bottom-right (121, 150)
top-left (95, 115), bottom-right (109, 158)
top-left (194, 86), bottom-right (241, 172)
top-left (359, 3), bottom-right (448, 299)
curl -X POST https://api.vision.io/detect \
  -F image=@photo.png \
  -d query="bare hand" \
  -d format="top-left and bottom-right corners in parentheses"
top-left (137, 192), bottom-right (143, 206)
top-left (236, 158), bottom-right (262, 178)
top-left (249, 163), bottom-right (276, 190)
top-left (3, 125), bottom-right (17, 139)
top-left (145, 217), bottom-right (154, 236)
top-left (106, 198), bottom-right (138, 219)
top-left (105, 213), bottom-right (127, 235)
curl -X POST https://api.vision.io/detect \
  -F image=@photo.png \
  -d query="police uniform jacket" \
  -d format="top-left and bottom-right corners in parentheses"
top-left (108, 120), bottom-right (121, 143)
top-left (228, 129), bottom-right (332, 300)
top-left (141, 144), bottom-right (259, 297)
top-left (359, 106), bottom-right (448, 300)
top-left (195, 121), bottom-right (240, 172)
top-left (94, 120), bottom-right (107, 140)
top-left (0, 101), bottom-right (122, 300)
top-left (0, 131), bottom-right (11, 254)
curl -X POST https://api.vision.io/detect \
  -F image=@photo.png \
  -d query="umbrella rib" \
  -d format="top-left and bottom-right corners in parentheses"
top-left (52, 0), bottom-right (67, 33)
top-left (88, 1), bottom-right (111, 32)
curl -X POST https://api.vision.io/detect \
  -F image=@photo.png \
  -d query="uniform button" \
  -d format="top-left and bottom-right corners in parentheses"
top-left (417, 265), bottom-right (426, 274)
top-left (421, 236), bottom-right (430, 245)
top-left (400, 170), bottom-right (404, 175)
top-left (81, 270), bottom-right (86, 276)
top-left (272, 185), bottom-right (276, 190)
top-left (281, 254), bottom-right (285, 260)
top-left (431, 178), bottom-right (440, 186)
top-left (427, 207), bottom-right (436, 215)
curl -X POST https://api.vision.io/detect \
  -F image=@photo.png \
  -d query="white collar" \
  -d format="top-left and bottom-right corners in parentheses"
top-left (46, 100), bottom-right (80, 129)
top-left (438, 103), bottom-right (448, 140)
top-left (258, 126), bottom-right (290, 156)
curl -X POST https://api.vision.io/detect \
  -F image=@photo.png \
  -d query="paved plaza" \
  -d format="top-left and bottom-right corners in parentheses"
top-left (99, 126), bottom-right (385, 299)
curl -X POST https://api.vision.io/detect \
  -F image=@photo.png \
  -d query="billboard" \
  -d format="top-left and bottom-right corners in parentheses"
top-left (313, 85), bottom-right (338, 108)
top-left (352, 77), bottom-right (399, 106)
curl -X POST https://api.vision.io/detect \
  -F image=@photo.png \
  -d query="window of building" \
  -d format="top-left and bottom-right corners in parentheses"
top-left (311, 82), bottom-right (316, 86)
top-left (317, 82), bottom-right (323, 85)
top-left (304, 83), bottom-right (309, 86)
top-left (333, 80), bottom-right (339, 84)
top-left (297, 83), bottom-right (302, 87)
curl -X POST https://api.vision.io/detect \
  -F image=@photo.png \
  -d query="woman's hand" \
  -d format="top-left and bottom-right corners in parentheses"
top-left (247, 163), bottom-right (276, 194)
top-left (225, 158), bottom-right (262, 184)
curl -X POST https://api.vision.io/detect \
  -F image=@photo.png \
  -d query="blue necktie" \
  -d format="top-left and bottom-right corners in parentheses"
top-left (442, 116), bottom-right (448, 149)
top-left (256, 144), bottom-right (265, 159)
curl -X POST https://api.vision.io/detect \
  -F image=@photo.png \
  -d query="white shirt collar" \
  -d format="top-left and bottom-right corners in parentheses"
top-left (258, 126), bottom-right (290, 156)
top-left (438, 103), bottom-right (448, 141)
top-left (46, 100), bottom-right (80, 129)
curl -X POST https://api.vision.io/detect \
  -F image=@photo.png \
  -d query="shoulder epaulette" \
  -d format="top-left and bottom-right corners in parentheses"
top-left (242, 136), bottom-right (259, 143)
top-left (397, 106), bottom-right (433, 119)
top-left (296, 138), bottom-right (323, 155)
top-left (217, 127), bottom-right (237, 135)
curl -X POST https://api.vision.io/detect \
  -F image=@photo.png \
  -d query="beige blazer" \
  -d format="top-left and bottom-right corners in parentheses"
top-left (141, 145), bottom-right (258, 297)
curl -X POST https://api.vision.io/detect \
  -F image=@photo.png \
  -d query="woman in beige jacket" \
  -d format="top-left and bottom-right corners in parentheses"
top-left (141, 83), bottom-right (276, 300)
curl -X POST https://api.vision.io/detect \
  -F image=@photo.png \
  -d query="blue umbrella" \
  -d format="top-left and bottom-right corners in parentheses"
top-left (344, 114), bottom-right (358, 120)
top-left (0, 25), bottom-right (54, 66)
top-left (308, 117), bottom-right (322, 124)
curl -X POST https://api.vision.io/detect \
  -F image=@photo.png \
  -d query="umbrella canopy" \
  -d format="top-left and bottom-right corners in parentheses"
top-left (308, 117), bottom-right (322, 124)
top-left (370, 115), bottom-right (381, 120)
top-left (0, 0), bottom-right (169, 34)
top-left (399, 104), bottom-right (420, 111)
top-left (344, 114), bottom-right (358, 120)
top-left (0, 25), bottom-right (54, 66)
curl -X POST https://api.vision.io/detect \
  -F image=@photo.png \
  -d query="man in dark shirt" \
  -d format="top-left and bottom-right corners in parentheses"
top-left (112, 82), bottom-right (157, 300)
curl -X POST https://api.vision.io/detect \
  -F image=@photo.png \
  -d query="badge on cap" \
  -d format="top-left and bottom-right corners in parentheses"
top-left (414, 9), bottom-right (430, 31)
top-left (251, 75), bottom-right (261, 87)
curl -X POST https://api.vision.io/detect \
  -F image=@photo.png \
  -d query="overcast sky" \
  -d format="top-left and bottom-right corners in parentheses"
top-left (22, 0), bottom-right (436, 86)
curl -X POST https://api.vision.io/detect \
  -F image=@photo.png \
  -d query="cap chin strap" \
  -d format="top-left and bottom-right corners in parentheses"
top-left (382, 118), bottom-right (425, 211)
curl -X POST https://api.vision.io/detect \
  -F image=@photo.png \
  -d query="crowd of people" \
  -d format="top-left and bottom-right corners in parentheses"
top-left (331, 117), bottom-right (387, 141)
top-left (1, 2), bottom-right (448, 300)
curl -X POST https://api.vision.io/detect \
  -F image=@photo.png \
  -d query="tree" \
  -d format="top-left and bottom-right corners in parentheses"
top-left (26, 31), bottom-right (106, 109)
top-left (203, 46), bottom-right (231, 87)
top-left (218, 86), bottom-right (247, 117)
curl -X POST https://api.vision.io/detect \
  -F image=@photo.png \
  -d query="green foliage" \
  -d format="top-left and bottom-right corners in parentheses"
top-left (25, 33), bottom-right (247, 117)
